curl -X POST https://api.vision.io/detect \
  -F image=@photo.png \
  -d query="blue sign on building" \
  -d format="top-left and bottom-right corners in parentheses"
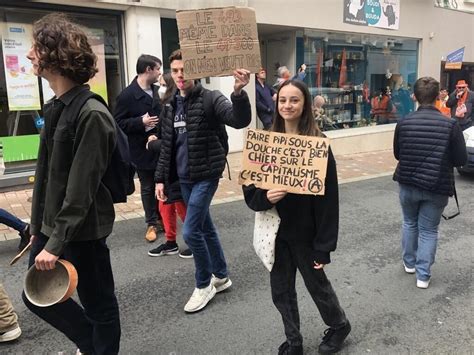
top-left (446, 47), bottom-right (464, 69)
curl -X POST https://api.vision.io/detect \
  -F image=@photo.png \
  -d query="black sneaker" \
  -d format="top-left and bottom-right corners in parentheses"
top-left (18, 224), bottom-right (31, 251)
top-left (278, 341), bottom-right (303, 355)
top-left (178, 248), bottom-right (193, 259)
top-left (148, 242), bottom-right (179, 257)
top-left (318, 321), bottom-right (351, 354)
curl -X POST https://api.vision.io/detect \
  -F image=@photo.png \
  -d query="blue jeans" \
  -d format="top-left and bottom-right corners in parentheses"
top-left (23, 233), bottom-right (121, 354)
top-left (399, 184), bottom-right (449, 281)
top-left (180, 178), bottom-right (228, 288)
top-left (0, 208), bottom-right (27, 232)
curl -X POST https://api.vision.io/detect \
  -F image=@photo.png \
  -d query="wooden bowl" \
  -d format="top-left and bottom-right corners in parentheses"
top-left (24, 259), bottom-right (78, 307)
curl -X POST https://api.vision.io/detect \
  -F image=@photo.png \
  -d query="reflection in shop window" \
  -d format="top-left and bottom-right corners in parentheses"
top-left (301, 31), bottom-right (418, 131)
top-left (0, 5), bottom-right (123, 175)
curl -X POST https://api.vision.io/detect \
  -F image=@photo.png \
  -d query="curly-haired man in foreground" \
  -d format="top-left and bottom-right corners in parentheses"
top-left (24, 13), bottom-right (121, 354)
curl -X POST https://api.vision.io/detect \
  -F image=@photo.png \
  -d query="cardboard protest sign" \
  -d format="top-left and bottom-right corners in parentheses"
top-left (239, 129), bottom-right (330, 195)
top-left (176, 6), bottom-right (261, 80)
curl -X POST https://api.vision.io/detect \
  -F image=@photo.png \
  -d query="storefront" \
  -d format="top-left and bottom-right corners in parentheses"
top-left (259, 27), bottom-right (418, 128)
top-left (253, 0), bottom-right (473, 154)
top-left (303, 30), bottom-right (417, 129)
top-left (0, 0), bottom-right (472, 187)
top-left (0, 1), bottom-right (125, 187)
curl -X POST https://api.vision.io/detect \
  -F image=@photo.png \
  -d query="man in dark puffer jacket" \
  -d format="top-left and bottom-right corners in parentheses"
top-left (393, 76), bottom-right (467, 290)
top-left (155, 50), bottom-right (251, 313)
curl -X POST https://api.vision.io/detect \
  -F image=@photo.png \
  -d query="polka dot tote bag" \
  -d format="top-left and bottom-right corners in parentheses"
top-left (253, 207), bottom-right (281, 272)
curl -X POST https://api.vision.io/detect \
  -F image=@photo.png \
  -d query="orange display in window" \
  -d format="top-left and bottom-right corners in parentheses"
top-left (435, 99), bottom-right (451, 118)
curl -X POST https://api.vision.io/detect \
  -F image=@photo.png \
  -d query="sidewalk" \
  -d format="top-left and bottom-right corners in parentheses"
top-left (0, 150), bottom-right (396, 242)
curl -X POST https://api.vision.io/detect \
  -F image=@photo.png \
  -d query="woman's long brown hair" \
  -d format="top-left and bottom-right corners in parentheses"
top-left (160, 72), bottom-right (177, 104)
top-left (271, 79), bottom-right (321, 137)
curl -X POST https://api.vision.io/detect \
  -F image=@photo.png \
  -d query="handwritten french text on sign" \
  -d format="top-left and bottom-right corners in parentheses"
top-left (176, 7), bottom-right (261, 80)
top-left (239, 129), bottom-right (330, 195)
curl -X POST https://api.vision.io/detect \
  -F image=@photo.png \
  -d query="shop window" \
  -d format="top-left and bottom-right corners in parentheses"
top-left (301, 31), bottom-right (418, 131)
top-left (440, 62), bottom-right (474, 93)
top-left (0, 4), bottom-right (124, 174)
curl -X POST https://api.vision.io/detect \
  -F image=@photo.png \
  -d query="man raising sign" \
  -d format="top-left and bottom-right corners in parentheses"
top-left (154, 49), bottom-right (251, 313)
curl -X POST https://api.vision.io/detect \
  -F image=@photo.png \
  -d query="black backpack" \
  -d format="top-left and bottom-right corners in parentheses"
top-left (63, 88), bottom-right (135, 203)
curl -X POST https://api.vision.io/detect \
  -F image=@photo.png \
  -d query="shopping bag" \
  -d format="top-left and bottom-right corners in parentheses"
top-left (253, 207), bottom-right (281, 272)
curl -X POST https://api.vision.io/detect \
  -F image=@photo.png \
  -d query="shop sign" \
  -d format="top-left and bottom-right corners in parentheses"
top-left (445, 47), bottom-right (464, 70)
top-left (239, 129), bottom-right (329, 196)
top-left (343, 0), bottom-right (400, 30)
top-left (1, 23), bottom-right (41, 111)
top-left (176, 6), bottom-right (261, 80)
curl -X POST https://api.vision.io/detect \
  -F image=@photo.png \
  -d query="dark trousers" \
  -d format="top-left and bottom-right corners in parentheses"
top-left (270, 239), bottom-right (347, 346)
top-left (23, 233), bottom-right (121, 354)
top-left (137, 169), bottom-right (161, 226)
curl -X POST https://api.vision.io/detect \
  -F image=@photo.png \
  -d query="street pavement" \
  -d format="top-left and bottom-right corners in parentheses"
top-left (0, 174), bottom-right (472, 354)
top-left (0, 150), bottom-right (398, 242)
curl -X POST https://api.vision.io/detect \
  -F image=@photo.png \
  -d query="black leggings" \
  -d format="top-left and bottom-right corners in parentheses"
top-left (270, 239), bottom-right (347, 346)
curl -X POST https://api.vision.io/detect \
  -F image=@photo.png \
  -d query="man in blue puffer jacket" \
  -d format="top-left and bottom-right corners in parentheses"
top-left (393, 76), bottom-right (467, 289)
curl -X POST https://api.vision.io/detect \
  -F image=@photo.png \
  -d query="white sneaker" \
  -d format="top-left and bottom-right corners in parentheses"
top-left (184, 284), bottom-right (216, 313)
top-left (0, 325), bottom-right (21, 342)
top-left (417, 279), bottom-right (430, 289)
top-left (211, 275), bottom-right (232, 293)
top-left (403, 262), bottom-right (415, 274)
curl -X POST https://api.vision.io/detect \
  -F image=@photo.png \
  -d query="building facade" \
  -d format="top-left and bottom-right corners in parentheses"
top-left (0, 0), bottom-right (472, 187)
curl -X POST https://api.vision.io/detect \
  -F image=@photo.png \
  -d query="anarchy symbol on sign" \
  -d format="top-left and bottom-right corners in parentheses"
top-left (308, 178), bottom-right (324, 194)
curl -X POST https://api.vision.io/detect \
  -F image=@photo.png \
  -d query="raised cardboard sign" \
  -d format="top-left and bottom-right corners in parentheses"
top-left (176, 6), bottom-right (261, 80)
top-left (239, 129), bottom-right (330, 195)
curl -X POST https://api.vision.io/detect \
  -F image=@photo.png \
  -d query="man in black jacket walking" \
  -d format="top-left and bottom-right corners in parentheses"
top-left (114, 54), bottom-right (163, 242)
top-left (393, 77), bottom-right (467, 289)
top-left (155, 49), bottom-right (251, 313)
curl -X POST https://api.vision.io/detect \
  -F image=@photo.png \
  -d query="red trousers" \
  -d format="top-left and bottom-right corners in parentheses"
top-left (158, 200), bottom-right (187, 242)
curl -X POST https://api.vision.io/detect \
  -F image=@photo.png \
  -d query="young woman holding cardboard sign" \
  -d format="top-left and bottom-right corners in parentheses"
top-left (243, 80), bottom-right (351, 355)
